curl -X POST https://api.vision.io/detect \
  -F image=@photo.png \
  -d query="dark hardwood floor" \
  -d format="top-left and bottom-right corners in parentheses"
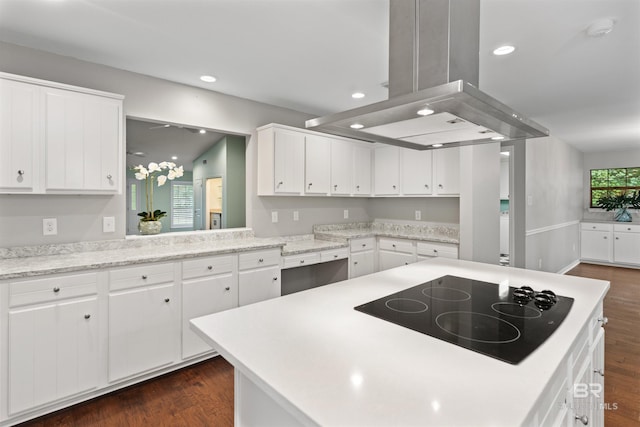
top-left (566, 263), bottom-right (640, 426)
top-left (16, 263), bottom-right (640, 426)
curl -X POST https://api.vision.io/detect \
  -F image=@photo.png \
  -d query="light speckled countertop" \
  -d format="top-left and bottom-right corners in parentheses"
top-left (280, 235), bottom-right (348, 256)
top-left (313, 220), bottom-right (459, 244)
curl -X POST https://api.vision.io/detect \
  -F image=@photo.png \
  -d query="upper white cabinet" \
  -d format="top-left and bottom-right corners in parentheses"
top-left (352, 143), bottom-right (372, 195)
top-left (257, 125), bottom-right (305, 195)
top-left (0, 78), bottom-right (39, 193)
top-left (374, 145), bottom-right (400, 195)
top-left (330, 139), bottom-right (352, 195)
top-left (401, 149), bottom-right (433, 195)
top-left (0, 72), bottom-right (123, 195)
top-left (304, 134), bottom-right (331, 194)
top-left (433, 147), bottom-right (460, 195)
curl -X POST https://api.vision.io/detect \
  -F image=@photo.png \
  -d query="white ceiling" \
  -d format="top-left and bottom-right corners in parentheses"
top-left (0, 0), bottom-right (638, 153)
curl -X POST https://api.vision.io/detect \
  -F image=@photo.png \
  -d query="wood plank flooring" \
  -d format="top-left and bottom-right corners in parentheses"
top-left (17, 263), bottom-right (640, 426)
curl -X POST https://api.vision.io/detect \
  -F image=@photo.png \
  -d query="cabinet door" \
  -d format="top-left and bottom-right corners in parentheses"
top-left (238, 266), bottom-right (281, 306)
top-left (401, 149), bottom-right (432, 195)
top-left (613, 232), bottom-right (640, 264)
top-left (0, 78), bottom-right (39, 192)
top-left (350, 251), bottom-right (375, 278)
top-left (331, 139), bottom-right (352, 195)
top-left (182, 273), bottom-right (237, 359)
top-left (378, 251), bottom-right (416, 271)
top-left (433, 147), bottom-right (460, 195)
top-left (8, 297), bottom-right (98, 414)
top-left (374, 146), bottom-right (400, 195)
top-left (352, 144), bottom-right (372, 195)
top-left (581, 230), bottom-right (612, 262)
top-left (109, 283), bottom-right (178, 382)
top-left (43, 87), bottom-right (121, 192)
top-left (305, 134), bottom-right (330, 194)
top-left (590, 329), bottom-right (605, 427)
top-left (274, 129), bottom-right (304, 194)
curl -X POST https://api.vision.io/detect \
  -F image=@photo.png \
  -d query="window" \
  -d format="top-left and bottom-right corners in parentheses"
top-left (171, 181), bottom-right (194, 228)
top-left (590, 167), bottom-right (640, 207)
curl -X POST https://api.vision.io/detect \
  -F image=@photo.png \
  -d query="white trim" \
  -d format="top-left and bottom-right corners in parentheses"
top-left (557, 259), bottom-right (580, 275)
top-left (525, 220), bottom-right (580, 237)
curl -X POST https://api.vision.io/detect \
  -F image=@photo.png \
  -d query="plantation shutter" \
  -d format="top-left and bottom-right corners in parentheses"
top-left (171, 181), bottom-right (194, 228)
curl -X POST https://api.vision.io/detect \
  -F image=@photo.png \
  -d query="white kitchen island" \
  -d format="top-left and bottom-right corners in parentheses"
top-left (191, 258), bottom-right (609, 427)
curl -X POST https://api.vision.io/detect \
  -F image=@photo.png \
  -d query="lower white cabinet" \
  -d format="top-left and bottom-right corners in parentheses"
top-left (6, 272), bottom-right (99, 415)
top-left (238, 249), bottom-right (281, 306)
top-left (613, 224), bottom-right (640, 264)
top-left (349, 237), bottom-right (376, 278)
top-left (581, 223), bottom-right (613, 263)
top-left (416, 241), bottom-right (459, 260)
top-left (108, 263), bottom-right (179, 382)
top-left (378, 238), bottom-right (417, 270)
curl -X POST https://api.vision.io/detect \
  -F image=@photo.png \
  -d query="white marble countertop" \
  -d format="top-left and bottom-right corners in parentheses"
top-left (313, 220), bottom-right (460, 244)
top-left (280, 235), bottom-right (348, 256)
top-left (191, 258), bottom-right (609, 426)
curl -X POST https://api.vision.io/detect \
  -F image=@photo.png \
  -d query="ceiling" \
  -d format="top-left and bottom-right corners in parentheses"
top-left (0, 0), bottom-right (638, 154)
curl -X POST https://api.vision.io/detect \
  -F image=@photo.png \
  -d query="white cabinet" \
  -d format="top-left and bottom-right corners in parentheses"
top-left (352, 143), bottom-right (372, 195)
top-left (0, 78), bottom-right (39, 192)
top-left (400, 149), bottom-right (433, 195)
top-left (43, 87), bottom-right (121, 192)
top-left (349, 237), bottom-right (376, 278)
top-left (416, 241), bottom-right (459, 260)
top-left (6, 273), bottom-right (99, 414)
top-left (580, 223), bottom-right (613, 263)
top-left (433, 147), bottom-right (460, 195)
top-left (0, 72), bottom-right (123, 195)
top-left (378, 238), bottom-right (417, 271)
top-left (238, 249), bottom-right (281, 306)
top-left (108, 262), bottom-right (179, 382)
top-left (305, 134), bottom-right (330, 194)
top-left (330, 139), bottom-right (352, 195)
top-left (613, 224), bottom-right (640, 264)
top-left (374, 146), bottom-right (400, 195)
top-left (182, 255), bottom-right (238, 359)
top-left (257, 125), bottom-right (305, 195)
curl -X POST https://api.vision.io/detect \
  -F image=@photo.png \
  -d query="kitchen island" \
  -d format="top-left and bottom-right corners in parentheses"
top-left (191, 258), bottom-right (609, 427)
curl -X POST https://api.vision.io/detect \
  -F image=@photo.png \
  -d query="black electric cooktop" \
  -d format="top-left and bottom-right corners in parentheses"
top-left (354, 275), bottom-right (574, 364)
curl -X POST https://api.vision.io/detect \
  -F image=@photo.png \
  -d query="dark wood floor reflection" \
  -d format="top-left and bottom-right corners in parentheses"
top-left (17, 356), bottom-right (234, 427)
top-left (567, 263), bottom-right (640, 426)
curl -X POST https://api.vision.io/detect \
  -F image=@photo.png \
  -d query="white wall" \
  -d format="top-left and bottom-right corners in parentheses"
top-left (525, 136), bottom-right (583, 272)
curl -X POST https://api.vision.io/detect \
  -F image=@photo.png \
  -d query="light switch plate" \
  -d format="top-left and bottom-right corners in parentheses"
top-left (343, 209), bottom-right (349, 219)
top-left (103, 216), bottom-right (116, 233)
top-left (271, 211), bottom-right (278, 223)
top-left (415, 210), bottom-right (422, 220)
top-left (43, 218), bottom-right (57, 236)
top-left (293, 211), bottom-right (299, 221)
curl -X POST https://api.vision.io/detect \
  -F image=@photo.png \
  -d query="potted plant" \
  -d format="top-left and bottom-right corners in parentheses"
top-left (596, 191), bottom-right (640, 222)
top-left (133, 161), bottom-right (184, 234)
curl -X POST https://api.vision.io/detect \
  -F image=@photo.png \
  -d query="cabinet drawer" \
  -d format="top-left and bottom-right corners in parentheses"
top-left (570, 323), bottom-right (590, 379)
top-left (238, 249), bottom-right (281, 270)
top-left (320, 247), bottom-right (349, 262)
top-left (416, 241), bottom-right (458, 258)
top-left (378, 238), bottom-right (415, 254)
top-left (588, 302), bottom-right (606, 341)
top-left (350, 237), bottom-right (375, 253)
top-left (581, 222), bottom-right (613, 232)
top-left (109, 262), bottom-right (175, 291)
top-left (9, 272), bottom-right (98, 307)
top-left (614, 223), bottom-right (640, 233)
top-left (182, 255), bottom-right (235, 280)
top-left (282, 252), bottom-right (321, 269)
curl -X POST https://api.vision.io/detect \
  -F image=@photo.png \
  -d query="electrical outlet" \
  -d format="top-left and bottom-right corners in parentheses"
top-left (103, 216), bottom-right (116, 233)
top-left (271, 211), bottom-right (278, 223)
top-left (293, 211), bottom-right (299, 221)
top-left (343, 209), bottom-right (349, 219)
top-left (415, 210), bottom-right (422, 220)
top-left (527, 195), bottom-right (533, 206)
top-left (43, 218), bottom-right (57, 236)
top-left (538, 258), bottom-right (542, 269)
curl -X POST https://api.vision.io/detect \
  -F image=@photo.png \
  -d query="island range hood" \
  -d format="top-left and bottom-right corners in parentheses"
top-left (306, 0), bottom-right (549, 150)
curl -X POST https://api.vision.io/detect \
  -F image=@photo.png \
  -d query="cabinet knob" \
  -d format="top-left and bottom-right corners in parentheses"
top-left (392, 185), bottom-right (396, 189)
top-left (308, 183), bottom-right (312, 189)
top-left (575, 415), bottom-right (588, 425)
top-left (224, 286), bottom-right (230, 291)
top-left (392, 244), bottom-right (396, 248)
top-left (142, 275), bottom-right (148, 279)
top-left (424, 184), bottom-right (429, 188)
top-left (17, 170), bottom-right (25, 176)
top-left (603, 236), bottom-right (607, 239)
top-left (354, 261), bottom-right (359, 265)
top-left (53, 287), bottom-right (60, 293)
top-left (164, 298), bottom-right (170, 303)
top-left (334, 254), bottom-right (338, 258)
top-left (84, 314), bottom-right (91, 319)
top-left (592, 226), bottom-right (596, 229)
top-left (277, 181), bottom-right (283, 187)
top-left (438, 184), bottom-right (443, 188)
top-left (258, 258), bottom-right (264, 263)
top-left (334, 185), bottom-right (338, 190)
top-left (598, 316), bottom-right (608, 326)
top-left (433, 249), bottom-right (438, 254)
top-left (272, 277), bottom-right (278, 281)
top-left (356, 185), bottom-right (360, 190)
top-left (362, 243), bottom-right (366, 247)
top-left (106, 174), bottom-right (112, 180)
top-left (628, 227), bottom-right (632, 231)
top-left (594, 368), bottom-right (604, 377)
top-left (207, 265), bottom-right (213, 270)
top-left (300, 260), bottom-right (305, 264)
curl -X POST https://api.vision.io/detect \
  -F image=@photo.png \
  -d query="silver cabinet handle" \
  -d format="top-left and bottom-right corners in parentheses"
top-left (334, 254), bottom-right (338, 258)
top-left (594, 368), bottom-right (604, 377)
top-left (604, 236), bottom-right (608, 239)
top-left (53, 287), bottom-right (60, 293)
top-left (598, 316), bottom-right (608, 326)
top-left (628, 227), bottom-right (632, 231)
top-left (207, 265), bottom-right (213, 270)
top-left (438, 184), bottom-right (444, 188)
top-left (392, 185), bottom-right (396, 189)
top-left (354, 261), bottom-right (359, 265)
top-left (17, 170), bottom-right (25, 176)
top-left (272, 277), bottom-right (278, 281)
top-left (300, 260), bottom-right (305, 264)
top-left (84, 314), bottom-right (91, 319)
top-left (575, 415), bottom-right (588, 425)
top-left (277, 181), bottom-right (283, 187)
top-left (224, 287), bottom-right (230, 291)
top-left (392, 244), bottom-right (396, 248)
top-left (362, 244), bottom-right (366, 247)
top-left (592, 226), bottom-right (596, 229)
top-left (142, 275), bottom-right (148, 280)
top-left (425, 184), bottom-right (429, 188)
top-left (107, 174), bottom-right (112, 180)
top-left (164, 298), bottom-right (170, 303)
top-left (356, 185), bottom-right (360, 190)
top-left (308, 183), bottom-right (312, 189)
top-left (334, 185), bottom-right (338, 190)
top-left (258, 258), bottom-right (264, 263)
top-left (615, 237), bottom-right (619, 240)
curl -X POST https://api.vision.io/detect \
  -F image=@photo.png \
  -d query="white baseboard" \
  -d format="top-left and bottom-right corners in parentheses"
top-left (557, 259), bottom-right (580, 275)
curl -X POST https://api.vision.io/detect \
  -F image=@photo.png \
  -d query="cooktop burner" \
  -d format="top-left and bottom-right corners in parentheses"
top-left (354, 275), bottom-right (574, 364)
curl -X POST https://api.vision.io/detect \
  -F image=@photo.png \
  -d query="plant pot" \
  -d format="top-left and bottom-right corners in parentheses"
top-left (614, 208), bottom-right (632, 222)
top-left (138, 220), bottom-right (162, 235)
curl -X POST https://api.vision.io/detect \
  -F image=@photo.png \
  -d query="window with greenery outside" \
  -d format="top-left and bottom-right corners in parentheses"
top-left (591, 168), bottom-right (640, 221)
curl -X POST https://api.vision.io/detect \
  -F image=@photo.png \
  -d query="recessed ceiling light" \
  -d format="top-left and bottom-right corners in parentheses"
top-left (350, 123), bottom-right (364, 129)
top-left (417, 108), bottom-right (434, 116)
top-left (199, 129), bottom-right (206, 134)
top-left (200, 75), bottom-right (217, 83)
top-left (352, 92), bottom-right (365, 99)
top-left (587, 18), bottom-right (615, 37)
top-left (500, 151), bottom-right (510, 156)
top-left (491, 136), bottom-right (505, 140)
top-left (493, 45), bottom-right (515, 56)
top-left (432, 143), bottom-right (444, 148)
top-left (133, 151), bottom-right (145, 156)
top-left (171, 156), bottom-right (178, 160)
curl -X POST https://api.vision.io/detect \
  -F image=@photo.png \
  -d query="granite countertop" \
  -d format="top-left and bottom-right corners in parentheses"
top-left (313, 220), bottom-right (460, 244)
top-left (280, 235), bottom-right (348, 256)
top-left (0, 230), bottom-right (284, 280)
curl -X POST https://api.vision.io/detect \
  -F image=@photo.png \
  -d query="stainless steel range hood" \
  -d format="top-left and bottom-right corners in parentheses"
top-left (306, 0), bottom-right (549, 150)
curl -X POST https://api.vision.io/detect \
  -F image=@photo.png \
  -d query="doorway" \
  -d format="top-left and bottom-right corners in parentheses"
top-left (499, 146), bottom-right (512, 266)
top-left (126, 178), bottom-right (144, 234)
top-left (205, 177), bottom-right (223, 229)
